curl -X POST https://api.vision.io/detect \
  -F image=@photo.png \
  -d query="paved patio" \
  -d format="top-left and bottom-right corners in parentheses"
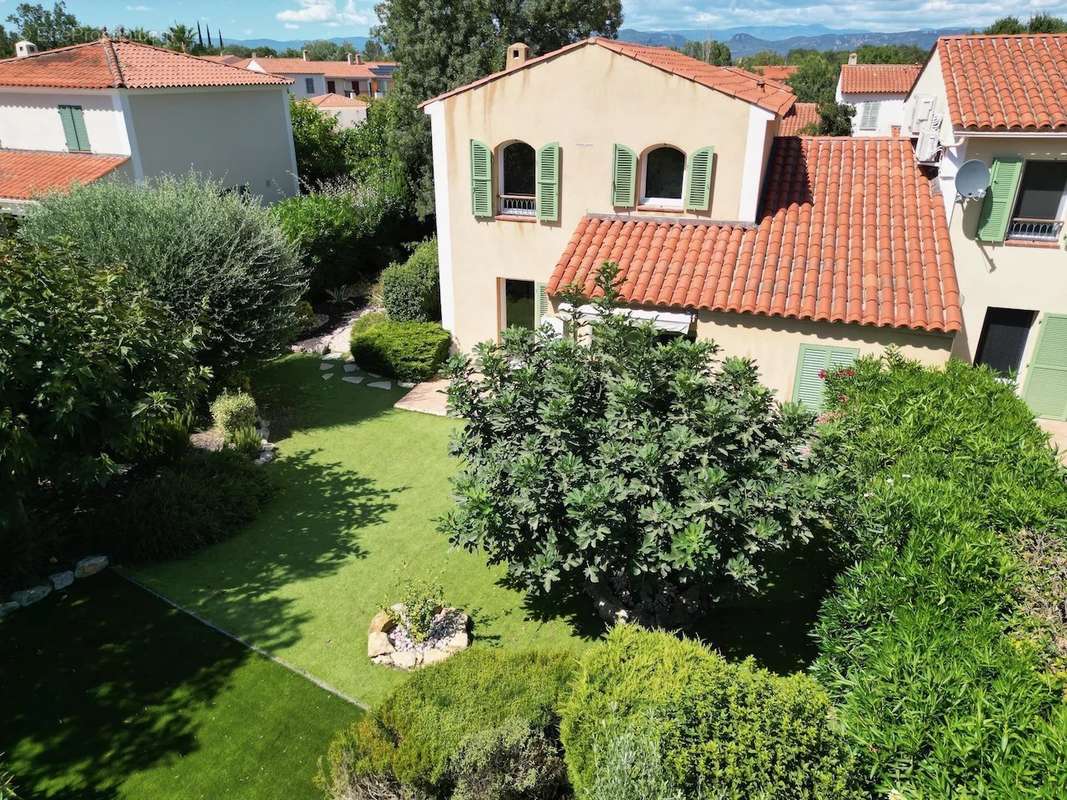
top-left (1038, 418), bottom-right (1067, 464)
top-left (394, 378), bottom-right (450, 416)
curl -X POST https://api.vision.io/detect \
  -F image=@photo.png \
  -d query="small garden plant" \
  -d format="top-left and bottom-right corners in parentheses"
top-left (388, 578), bottom-right (445, 645)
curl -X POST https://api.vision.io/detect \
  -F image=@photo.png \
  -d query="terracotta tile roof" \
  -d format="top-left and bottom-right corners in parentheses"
top-left (839, 63), bottom-right (921, 94)
top-left (0, 149), bottom-right (128, 200)
top-left (937, 34), bottom-right (1067, 131)
top-left (308, 93), bottom-right (368, 108)
top-left (246, 56), bottom-right (397, 79)
top-left (0, 38), bottom-right (290, 89)
top-left (421, 38), bottom-right (796, 116)
top-left (752, 65), bottom-right (798, 81)
top-left (548, 136), bottom-right (960, 334)
top-left (201, 54), bottom-right (245, 65)
top-left (779, 102), bottom-right (820, 136)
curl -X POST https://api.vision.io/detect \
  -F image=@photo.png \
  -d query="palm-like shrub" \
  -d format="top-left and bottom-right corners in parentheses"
top-left (441, 263), bottom-right (837, 620)
top-left (18, 174), bottom-right (306, 377)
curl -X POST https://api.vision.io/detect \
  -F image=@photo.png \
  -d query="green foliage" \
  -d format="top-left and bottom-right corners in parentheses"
top-left (388, 577), bottom-right (445, 644)
top-left (6, 2), bottom-right (90, 50)
top-left (441, 263), bottom-right (836, 619)
top-left (294, 299), bottom-right (318, 333)
top-left (97, 449), bottom-right (274, 563)
top-left (0, 755), bottom-right (18, 800)
top-left (787, 53), bottom-right (840, 104)
top-left (350, 317), bottom-right (451, 381)
top-left (583, 715), bottom-right (682, 800)
top-left (676, 39), bottom-right (731, 65)
top-left (353, 311), bottom-right (389, 334)
top-left (0, 239), bottom-right (204, 579)
top-left (852, 44), bottom-right (926, 64)
top-left (737, 49), bottom-right (785, 69)
top-left (272, 180), bottom-right (404, 298)
top-left (162, 23), bottom-right (195, 51)
top-left (320, 649), bottom-right (575, 798)
top-left (560, 625), bottom-right (870, 800)
top-left (289, 96), bottom-right (352, 188)
top-left (229, 425), bottom-right (263, 459)
top-left (18, 173), bottom-right (306, 377)
top-left (985, 14), bottom-right (1067, 34)
top-left (381, 238), bottom-right (440, 322)
top-left (813, 355), bottom-right (1067, 798)
top-left (451, 717), bottom-right (568, 800)
top-left (818, 102), bottom-right (855, 136)
top-left (210, 391), bottom-right (258, 437)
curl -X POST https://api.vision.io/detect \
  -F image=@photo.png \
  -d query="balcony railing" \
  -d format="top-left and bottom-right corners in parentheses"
top-left (499, 193), bottom-right (536, 216)
top-left (1008, 217), bottom-right (1064, 242)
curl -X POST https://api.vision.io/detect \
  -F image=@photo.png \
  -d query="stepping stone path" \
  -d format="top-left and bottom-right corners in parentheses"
top-left (343, 376), bottom-right (364, 384)
top-left (368, 380), bottom-right (392, 390)
top-left (343, 364), bottom-right (357, 373)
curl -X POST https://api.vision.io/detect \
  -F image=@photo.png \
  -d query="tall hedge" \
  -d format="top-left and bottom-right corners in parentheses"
top-left (560, 625), bottom-right (870, 800)
top-left (813, 355), bottom-right (1067, 798)
top-left (381, 237), bottom-right (440, 322)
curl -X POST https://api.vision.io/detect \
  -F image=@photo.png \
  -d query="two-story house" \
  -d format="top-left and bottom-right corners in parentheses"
top-left (423, 38), bottom-right (961, 408)
top-left (0, 35), bottom-right (299, 211)
top-left (907, 33), bottom-right (1067, 422)
top-left (242, 53), bottom-right (397, 99)
top-left (836, 55), bottom-right (921, 136)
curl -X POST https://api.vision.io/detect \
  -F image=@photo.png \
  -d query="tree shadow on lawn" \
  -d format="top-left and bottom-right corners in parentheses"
top-left (0, 572), bottom-right (251, 800)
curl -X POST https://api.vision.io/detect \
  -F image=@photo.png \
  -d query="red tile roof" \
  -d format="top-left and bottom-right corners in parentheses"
top-left (839, 63), bottom-right (921, 94)
top-left (937, 34), bottom-right (1067, 131)
top-left (752, 65), bottom-right (798, 81)
top-left (548, 137), bottom-right (960, 334)
top-left (779, 102), bottom-right (820, 136)
top-left (421, 38), bottom-right (796, 116)
top-left (244, 56), bottom-right (397, 79)
top-left (308, 93), bottom-right (368, 108)
top-left (0, 149), bottom-right (128, 200)
top-left (0, 38), bottom-right (290, 89)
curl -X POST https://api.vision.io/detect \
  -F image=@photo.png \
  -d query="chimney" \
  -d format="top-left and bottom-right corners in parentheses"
top-left (302, 49), bottom-right (308, 61)
top-left (847, 52), bottom-right (858, 65)
top-left (354, 53), bottom-right (363, 64)
top-left (891, 125), bottom-right (902, 138)
top-left (346, 53), bottom-right (353, 64)
top-left (506, 42), bottom-right (529, 70)
top-left (15, 40), bottom-right (38, 58)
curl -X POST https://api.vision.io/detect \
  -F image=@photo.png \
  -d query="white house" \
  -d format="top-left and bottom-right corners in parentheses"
top-left (242, 53), bottom-right (397, 99)
top-left (0, 35), bottom-right (300, 211)
top-left (308, 93), bottom-right (368, 128)
top-left (835, 56), bottom-right (921, 136)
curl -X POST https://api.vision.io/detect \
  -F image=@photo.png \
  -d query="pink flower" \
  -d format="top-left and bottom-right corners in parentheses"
top-left (818, 369), bottom-right (827, 380)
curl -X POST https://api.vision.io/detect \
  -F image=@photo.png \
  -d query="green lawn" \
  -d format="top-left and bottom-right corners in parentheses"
top-left (0, 571), bottom-right (359, 800)
top-left (129, 354), bottom-right (594, 706)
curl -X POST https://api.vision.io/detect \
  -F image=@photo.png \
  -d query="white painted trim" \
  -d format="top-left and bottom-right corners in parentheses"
top-left (938, 138), bottom-right (968, 225)
top-left (558, 302), bottom-right (694, 333)
top-left (113, 90), bottom-right (144, 181)
top-left (739, 106), bottom-right (774, 222)
top-left (0, 83), bottom-right (289, 97)
top-left (426, 100), bottom-right (456, 333)
top-left (960, 131), bottom-right (1067, 139)
top-left (281, 91), bottom-right (301, 195)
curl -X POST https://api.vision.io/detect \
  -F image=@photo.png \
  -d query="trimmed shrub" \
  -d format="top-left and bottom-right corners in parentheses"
top-left (583, 715), bottom-right (682, 800)
top-left (451, 717), bottom-right (568, 800)
top-left (560, 625), bottom-right (870, 800)
top-left (381, 238), bottom-right (440, 322)
top-left (320, 649), bottom-right (575, 799)
top-left (98, 449), bottom-right (275, 562)
top-left (18, 174), bottom-right (306, 377)
top-left (352, 311), bottom-right (387, 334)
top-left (350, 318), bottom-right (450, 382)
top-left (813, 355), bottom-right (1067, 798)
top-left (210, 391), bottom-right (258, 438)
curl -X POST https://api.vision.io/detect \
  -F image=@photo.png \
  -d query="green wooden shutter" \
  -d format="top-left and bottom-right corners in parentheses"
top-left (976, 157), bottom-right (1023, 243)
top-left (58, 105), bottom-right (89, 152)
top-left (792, 344), bottom-right (859, 411)
top-left (536, 142), bottom-right (560, 222)
top-left (1023, 314), bottom-right (1067, 420)
top-left (470, 139), bottom-right (492, 217)
top-left (612, 144), bottom-right (637, 207)
top-left (684, 146), bottom-right (715, 211)
top-left (535, 282), bottom-right (551, 325)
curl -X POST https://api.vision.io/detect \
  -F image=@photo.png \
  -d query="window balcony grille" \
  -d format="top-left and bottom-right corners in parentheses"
top-left (499, 194), bottom-right (536, 216)
top-left (1007, 217), bottom-right (1063, 242)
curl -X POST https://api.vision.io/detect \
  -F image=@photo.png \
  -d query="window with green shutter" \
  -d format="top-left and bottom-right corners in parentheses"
top-left (792, 344), bottom-right (859, 411)
top-left (536, 142), bottom-right (559, 222)
top-left (535, 282), bottom-right (551, 325)
top-left (612, 144), bottom-right (637, 207)
top-left (1023, 313), bottom-right (1067, 420)
top-left (58, 105), bottom-right (90, 152)
top-left (470, 139), bottom-right (492, 217)
top-left (684, 146), bottom-right (715, 211)
top-left (976, 157), bottom-right (1023, 243)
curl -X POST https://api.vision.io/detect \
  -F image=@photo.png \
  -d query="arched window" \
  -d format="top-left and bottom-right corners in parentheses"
top-left (499, 141), bottom-right (536, 216)
top-left (641, 146), bottom-right (685, 208)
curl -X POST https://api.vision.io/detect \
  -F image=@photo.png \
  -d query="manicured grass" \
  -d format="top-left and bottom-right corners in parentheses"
top-left (0, 570), bottom-right (359, 800)
top-left (130, 355), bottom-right (594, 706)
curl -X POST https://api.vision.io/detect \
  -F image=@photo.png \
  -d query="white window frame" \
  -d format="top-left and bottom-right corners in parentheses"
top-left (497, 141), bottom-right (536, 217)
top-left (639, 146), bottom-right (686, 209)
top-left (859, 101), bottom-right (881, 131)
top-left (1007, 159), bottom-right (1067, 242)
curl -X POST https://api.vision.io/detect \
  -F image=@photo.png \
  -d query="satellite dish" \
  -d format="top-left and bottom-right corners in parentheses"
top-left (955, 159), bottom-right (991, 200)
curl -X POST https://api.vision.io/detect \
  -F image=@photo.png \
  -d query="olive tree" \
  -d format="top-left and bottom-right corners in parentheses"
top-left (440, 263), bottom-right (837, 622)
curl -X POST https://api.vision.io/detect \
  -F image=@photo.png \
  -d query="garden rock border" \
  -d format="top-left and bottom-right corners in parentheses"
top-left (367, 603), bottom-right (471, 670)
top-left (1, 554), bottom-right (109, 619)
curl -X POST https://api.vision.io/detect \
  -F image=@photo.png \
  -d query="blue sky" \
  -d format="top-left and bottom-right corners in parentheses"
top-left (55, 1), bottom-right (1067, 41)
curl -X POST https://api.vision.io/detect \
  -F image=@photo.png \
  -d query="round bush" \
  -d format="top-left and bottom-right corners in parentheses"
top-left (381, 238), bottom-right (440, 323)
top-left (210, 391), bottom-right (257, 438)
top-left (560, 625), bottom-right (871, 800)
top-left (349, 317), bottom-right (451, 382)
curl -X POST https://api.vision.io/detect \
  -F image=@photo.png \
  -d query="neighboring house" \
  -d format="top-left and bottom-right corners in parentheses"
top-left (907, 33), bottom-right (1067, 421)
top-left (779, 101), bottom-right (819, 135)
top-left (836, 56), bottom-right (921, 136)
top-left (423, 39), bottom-right (960, 407)
top-left (308, 93), bottom-right (368, 128)
top-left (243, 53), bottom-right (397, 99)
top-left (0, 35), bottom-right (299, 210)
top-left (751, 65), bottom-right (798, 82)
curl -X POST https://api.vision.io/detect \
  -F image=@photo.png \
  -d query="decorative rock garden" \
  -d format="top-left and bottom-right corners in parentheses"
top-left (368, 603), bottom-right (471, 670)
top-left (1, 554), bottom-right (109, 619)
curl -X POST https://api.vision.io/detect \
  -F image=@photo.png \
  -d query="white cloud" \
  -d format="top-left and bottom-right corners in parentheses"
top-left (284, 23), bottom-right (300, 29)
top-left (276, 0), bottom-right (372, 26)
top-left (125, 4), bottom-right (152, 10)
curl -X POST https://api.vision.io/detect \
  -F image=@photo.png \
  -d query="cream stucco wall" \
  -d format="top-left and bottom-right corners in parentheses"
top-left (433, 43), bottom-right (768, 351)
top-left (696, 311), bottom-right (954, 401)
top-left (126, 87), bottom-right (298, 201)
top-left (0, 89), bottom-right (131, 155)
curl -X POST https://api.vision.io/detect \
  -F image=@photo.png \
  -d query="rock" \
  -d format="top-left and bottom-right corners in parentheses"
top-left (368, 609), bottom-right (394, 634)
top-left (368, 632), bottom-right (394, 658)
top-left (12, 584), bottom-right (51, 607)
top-left (49, 571), bottom-right (74, 591)
top-left (0, 601), bottom-right (20, 618)
top-left (322, 352), bottom-right (345, 360)
top-left (321, 373), bottom-right (334, 381)
top-left (441, 630), bottom-right (470, 653)
top-left (422, 648), bottom-right (451, 666)
top-left (255, 450), bottom-right (276, 465)
top-left (368, 381), bottom-right (392, 390)
top-left (391, 650), bottom-right (419, 670)
top-left (74, 555), bottom-right (108, 578)
top-left (342, 376), bottom-right (364, 384)
top-left (343, 363), bottom-right (357, 373)
top-left (399, 381), bottom-right (416, 388)
top-left (320, 363), bottom-right (334, 371)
